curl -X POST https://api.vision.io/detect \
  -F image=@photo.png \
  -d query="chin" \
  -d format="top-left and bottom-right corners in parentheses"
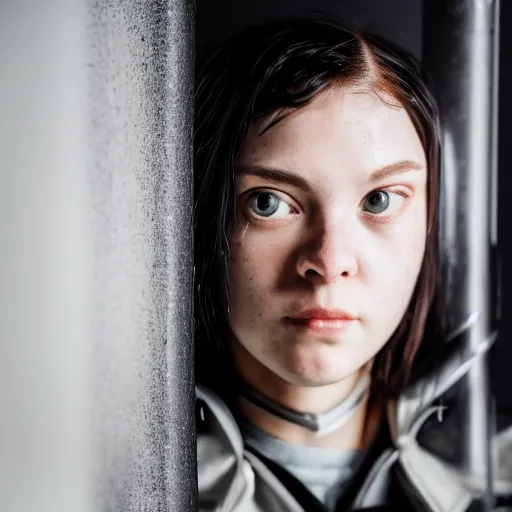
top-left (277, 346), bottom-right (363, 387)
top-left (283, 369), bottom-right (358, 388)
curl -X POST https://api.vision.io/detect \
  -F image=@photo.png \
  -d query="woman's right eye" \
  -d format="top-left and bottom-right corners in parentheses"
top-left (248, 191), bottom-right (294, 219)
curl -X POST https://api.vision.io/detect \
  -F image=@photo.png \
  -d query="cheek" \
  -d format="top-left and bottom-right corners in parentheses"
top-left (370, 214), bottom-right (427, 318)
top-left (227, 229), bottom-right (287, 322)
top-left (395, 222), bottom-right (425, 272)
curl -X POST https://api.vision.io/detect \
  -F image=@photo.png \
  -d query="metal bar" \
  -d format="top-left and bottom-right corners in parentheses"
top-left (422, 1), bottom-right (500, 509)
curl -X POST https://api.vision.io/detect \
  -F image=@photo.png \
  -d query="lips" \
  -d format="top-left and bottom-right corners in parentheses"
top-left (289, 308), bottom-right (356, 321)
top-left (286, 308), bottom-right (358, 334)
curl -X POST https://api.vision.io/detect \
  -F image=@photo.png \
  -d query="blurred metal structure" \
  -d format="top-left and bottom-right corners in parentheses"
top-left (423, 1), bottom-right (500, 510)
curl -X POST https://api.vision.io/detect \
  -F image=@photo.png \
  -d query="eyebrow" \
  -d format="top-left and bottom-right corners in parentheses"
top-left (368, 160), bottom-right (425, 184)
top-left (236, 160), bottom-right (425, 189)
top-left (236, 165), bottom-right (312, 191)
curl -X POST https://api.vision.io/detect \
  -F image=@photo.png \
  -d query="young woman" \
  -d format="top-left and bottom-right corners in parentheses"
top-left (193, 18), bottom-right (480, 511)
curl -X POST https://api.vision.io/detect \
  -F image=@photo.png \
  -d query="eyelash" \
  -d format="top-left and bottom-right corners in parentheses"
top-left (243, 187), bottom-right (410, 223)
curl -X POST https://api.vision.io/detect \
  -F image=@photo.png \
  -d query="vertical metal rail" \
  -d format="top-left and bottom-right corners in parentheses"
top-left (423, 1), bottom-right (500, 510)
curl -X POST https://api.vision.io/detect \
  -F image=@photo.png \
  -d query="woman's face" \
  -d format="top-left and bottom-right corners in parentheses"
top-left (227, 87), bottom-right (427, 388)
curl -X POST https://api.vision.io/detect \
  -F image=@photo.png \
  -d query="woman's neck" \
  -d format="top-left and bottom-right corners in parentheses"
top-left (232, 345), bottom-right (381, 450)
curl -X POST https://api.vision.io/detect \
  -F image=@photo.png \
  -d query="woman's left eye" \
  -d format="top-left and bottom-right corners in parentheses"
top-left (362, 190), bottom-right (406, 215)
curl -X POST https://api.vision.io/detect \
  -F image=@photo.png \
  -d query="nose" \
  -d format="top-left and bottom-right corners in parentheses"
top-left (296, 222), bottom-right (359, 284)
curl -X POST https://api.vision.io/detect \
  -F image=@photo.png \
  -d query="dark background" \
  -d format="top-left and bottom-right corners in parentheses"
top-left (195, 0), bottom-right (512, 415)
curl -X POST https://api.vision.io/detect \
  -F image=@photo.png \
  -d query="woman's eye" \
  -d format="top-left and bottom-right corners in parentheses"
top-left (362, 190), bottom-right (405, 215)
top-left (248, 191), bottom-right (293, 219)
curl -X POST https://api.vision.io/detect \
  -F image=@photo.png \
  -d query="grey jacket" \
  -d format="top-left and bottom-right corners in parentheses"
top-left (197, 374), bottom-right (512, 512)
top-left (196, 386), bottom-right (512, 512)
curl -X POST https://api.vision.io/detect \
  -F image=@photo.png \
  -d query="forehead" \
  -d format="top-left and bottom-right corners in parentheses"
top-left (237, 87), bottom-right (426, 174)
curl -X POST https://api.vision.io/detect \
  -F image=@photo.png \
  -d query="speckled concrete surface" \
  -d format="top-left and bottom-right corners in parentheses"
top-left (88, 1), bottom-right (196, 509)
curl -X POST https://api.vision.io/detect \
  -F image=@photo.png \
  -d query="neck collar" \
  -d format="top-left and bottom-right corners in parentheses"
top-left (237, 373), bottom-right (370, 437)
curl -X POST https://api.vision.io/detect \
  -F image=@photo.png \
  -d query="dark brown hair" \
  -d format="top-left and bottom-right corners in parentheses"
top-left (194, 18), bottom-right (445, 401)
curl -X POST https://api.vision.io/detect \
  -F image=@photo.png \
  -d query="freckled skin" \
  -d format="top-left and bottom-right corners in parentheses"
top-left (227, 87), bottom-right (427, 407)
